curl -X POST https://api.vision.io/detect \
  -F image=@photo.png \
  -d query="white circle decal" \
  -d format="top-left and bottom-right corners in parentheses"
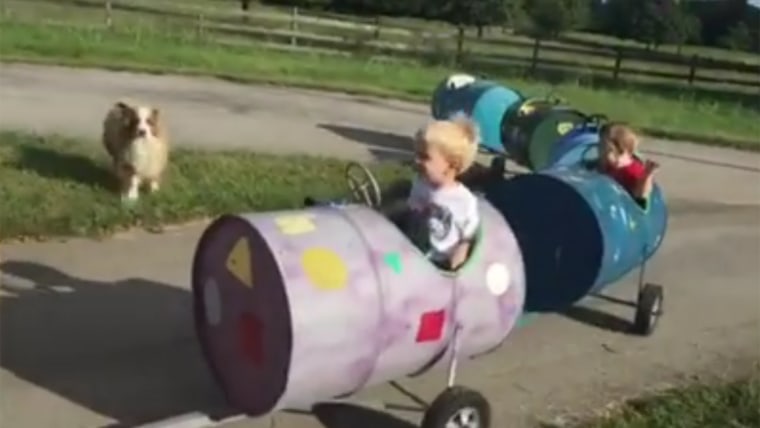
top-left (446, 73), bottom-right (476, 89)
top-left (204, 278), bottom-right (222, 326)
top-left (486, 263), bottom-right (511, 296)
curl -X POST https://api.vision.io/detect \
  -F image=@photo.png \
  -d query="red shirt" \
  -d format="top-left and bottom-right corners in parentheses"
top-left (605, 158), bottom-right (646, 195)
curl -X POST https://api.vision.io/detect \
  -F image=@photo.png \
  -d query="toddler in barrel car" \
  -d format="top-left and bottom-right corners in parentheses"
top-left (598, 122), bottom-right (659, 207)
top-left (404, 115), bottom-right (481, 270)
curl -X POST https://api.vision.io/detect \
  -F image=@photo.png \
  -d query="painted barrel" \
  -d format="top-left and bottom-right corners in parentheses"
top-left (501, 101), bottom-right (588, 170)
top-left (430, 74), bottom-right (523, 154)
top-left (546, 121), bottom-right (602, 169)
top-left (192, 202), bottom-right (525, 416)
top-left (484, 167), bottom-right (667, 312)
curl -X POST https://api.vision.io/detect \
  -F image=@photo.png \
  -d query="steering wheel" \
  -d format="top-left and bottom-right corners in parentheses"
top-left (585, 113), bottom-right (608, 126)
top-left (345, 162), bottom-right (382, 208)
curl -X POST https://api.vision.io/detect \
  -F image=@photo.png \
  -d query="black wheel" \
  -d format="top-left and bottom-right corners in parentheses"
top-left (633, 283), bottom-right (664, 336)
top-left (421, 386), bottom-right (491, 428)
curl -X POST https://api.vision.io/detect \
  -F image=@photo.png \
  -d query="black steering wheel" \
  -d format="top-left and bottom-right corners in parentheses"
top-left (345, 162), bottom-right (382, 208)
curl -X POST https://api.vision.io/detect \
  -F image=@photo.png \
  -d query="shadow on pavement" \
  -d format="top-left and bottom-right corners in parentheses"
top-left (10, 144), bottom-right (115, 191)
top-left (561, 305), bottom-right (634, 334)
top-left (0, 260), bottom-right (227, 427)
top-left (313, 403), bottom-right (417, 428)
top-left (318, 123), bottom-right (414, 162)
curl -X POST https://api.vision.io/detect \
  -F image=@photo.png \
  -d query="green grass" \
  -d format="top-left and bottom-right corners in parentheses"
top-left (0, 130), bottom-right (410, 241)
top-left (1, 21), bottom-right (759, 150)
top-left (574, 376), bottom-right (760, 428)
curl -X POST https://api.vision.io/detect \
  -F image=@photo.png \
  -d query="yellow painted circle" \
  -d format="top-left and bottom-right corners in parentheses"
top-left (301, 248), bottom-right (348, 291)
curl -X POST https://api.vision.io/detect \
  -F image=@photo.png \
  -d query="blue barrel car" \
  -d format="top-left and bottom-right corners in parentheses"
top-left (431, 74), bottom-right (523, 154)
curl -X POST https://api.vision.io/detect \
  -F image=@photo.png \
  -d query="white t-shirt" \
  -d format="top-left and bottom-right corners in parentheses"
top-left (407, 176), bottom-right (480, 262)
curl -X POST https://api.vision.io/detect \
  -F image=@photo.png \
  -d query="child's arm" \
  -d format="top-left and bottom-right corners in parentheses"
top-left (448, 194), bottom-right (479, 269)
top-left (632, 159), bottom-right (659, 200)
top-left (449, 241), bottom-right (472, 270)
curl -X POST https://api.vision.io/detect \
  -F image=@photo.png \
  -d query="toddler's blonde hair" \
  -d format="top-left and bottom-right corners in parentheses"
top-left (600, 122), bottom-right (640, 155)
top-left (414, 113), bottom-right (480, 174)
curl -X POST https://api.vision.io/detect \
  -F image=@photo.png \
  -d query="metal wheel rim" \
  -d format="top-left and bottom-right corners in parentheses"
top-left (649, 297), bottom-right (662, 327)
top-left (445, 406), bottom-right (481, 428)
top-left (345, 163), bottom-right (381, 207)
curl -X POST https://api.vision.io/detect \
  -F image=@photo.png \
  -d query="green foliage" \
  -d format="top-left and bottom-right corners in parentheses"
top-left (436, 0), bottom-right (508, 28)
top-left (602, 0), bottom-right (701, 50)
top-left (523, 0), bottom-right (590, 39)
top-left (719, 23), bottom-right (753, 52)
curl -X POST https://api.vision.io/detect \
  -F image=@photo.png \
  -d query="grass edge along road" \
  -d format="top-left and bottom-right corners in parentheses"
top-left (575, 374), bottom-right (759, 428)
top-left (1, 21), bottom-right (758, 151)
top-left (0, 130), bottom-right (411, 241)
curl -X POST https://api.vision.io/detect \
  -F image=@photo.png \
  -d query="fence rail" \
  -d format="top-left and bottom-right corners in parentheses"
top-left (6, 0), bottom-right (760, 92)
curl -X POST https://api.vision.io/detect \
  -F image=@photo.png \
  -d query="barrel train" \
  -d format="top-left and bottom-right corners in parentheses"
top-left (190, 74), bottom-right (668, 428)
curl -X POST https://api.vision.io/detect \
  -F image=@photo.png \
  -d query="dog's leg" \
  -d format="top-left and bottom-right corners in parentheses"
top-left (148, 179), bottom-right (160, 193)
top-left (122, 174), bottom-right (141, 202)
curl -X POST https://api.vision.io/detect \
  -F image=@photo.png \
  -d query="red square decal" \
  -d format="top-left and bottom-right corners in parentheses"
top-left (416, 309), bottom-right (446, 343)
top-left (237, 312), bottom-right (264, 367)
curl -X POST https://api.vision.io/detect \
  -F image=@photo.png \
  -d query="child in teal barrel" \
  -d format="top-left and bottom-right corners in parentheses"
top-left (598, 122), bottom-right (660, 208)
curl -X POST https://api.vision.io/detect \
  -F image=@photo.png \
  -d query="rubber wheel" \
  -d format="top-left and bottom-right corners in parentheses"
top-left (421, 386), bottom-right (491, 428)
top-left (633, 284), bottom-right (664, 336)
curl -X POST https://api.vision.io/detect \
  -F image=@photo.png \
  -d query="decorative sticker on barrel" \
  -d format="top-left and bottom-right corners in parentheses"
top-left (237, 312), bottom-right (265, 367)
top-left (416, 309), bottom-right (446, 343)
top-left (203, 277), bottom-right (222, 327)
top-left (486, 262), bottom-right (511, 296)
top-left (383, 252), bottom-right (403, 274)
top-left (446, 73), bottom-right (476, 89)
top-left (557, 121), bottom-right (574, 135)
top-left (275, 214), bottom-right (316, 235)
top-left (226, 237), bottom-right (253, 288)
top-left (302, 247), bottom-right (349, 291)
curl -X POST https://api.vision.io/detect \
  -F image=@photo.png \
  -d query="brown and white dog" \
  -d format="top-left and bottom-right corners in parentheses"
top-left (102, 100), bottom-right (169, 202)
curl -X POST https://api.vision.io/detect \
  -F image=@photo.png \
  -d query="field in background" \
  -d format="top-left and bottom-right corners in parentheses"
top-left (1, 0), bottom-right (759, 147)
top-left (3, 0), bottom-right (760, 101)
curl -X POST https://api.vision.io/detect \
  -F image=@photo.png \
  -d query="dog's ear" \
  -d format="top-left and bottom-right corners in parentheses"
top-left (114, 101), bottom-right (130, 111)
top-left (150, 107), bottom-right (160, 121)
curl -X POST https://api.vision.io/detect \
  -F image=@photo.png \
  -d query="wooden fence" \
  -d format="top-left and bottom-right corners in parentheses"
top-left (10, 0), bottom-right (760, 92)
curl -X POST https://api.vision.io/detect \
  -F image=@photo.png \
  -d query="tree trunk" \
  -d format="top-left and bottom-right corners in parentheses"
top-left (456, 26), bottom-right (465, 65)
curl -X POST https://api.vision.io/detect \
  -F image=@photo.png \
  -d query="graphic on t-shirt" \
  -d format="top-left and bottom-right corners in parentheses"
top-left (427, 203), bottom-right (454, 244)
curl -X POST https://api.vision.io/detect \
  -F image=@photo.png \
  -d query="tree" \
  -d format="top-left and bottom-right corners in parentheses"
top-left (437, 0), bottom-right (509, 37)
top-left (523, 0), bottom-right (590, 39)
top-left (521, 0), bottom-right (590, 73)
top-left (437, 0), bottom-right (509, 61)
top-left (602, 0), bottom-right (692, 50)
top-left (669, 6), bottom-right (702, 54)
top-left (719, 22), bottom-right (753, 51)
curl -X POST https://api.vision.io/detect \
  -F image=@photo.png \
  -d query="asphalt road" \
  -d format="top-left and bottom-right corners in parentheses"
top-left (1, 63), bottom-right (759, 428)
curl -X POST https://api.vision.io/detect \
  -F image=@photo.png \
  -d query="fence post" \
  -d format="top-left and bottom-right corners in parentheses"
top-left (530, 38), bottom-right (540, 74)
top-left (290, 6), bottom-right (298, 47)
top-left (613, 48), bottom-right (623, 80)
top-left (373, 16), bottom-right (381, 40)
top-left (687, 54), bottom-right (698, 85)
top-left (104, 0), bottom-right (113, 29)
top-left (455, 25), bottom-right (465, 65)
top-left (196, 13), bottom-right (205, 40)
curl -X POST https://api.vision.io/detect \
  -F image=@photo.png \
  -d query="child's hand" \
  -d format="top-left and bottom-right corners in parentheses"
top-left (644, 159), bottom-right (660, 173)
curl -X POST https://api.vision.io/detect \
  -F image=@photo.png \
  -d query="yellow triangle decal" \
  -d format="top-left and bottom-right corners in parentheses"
top-left (226, 237), bottom-right (253, 288)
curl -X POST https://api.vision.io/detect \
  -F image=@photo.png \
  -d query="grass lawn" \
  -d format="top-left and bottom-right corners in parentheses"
top-left (0, 131), bottom-right (410, 241)
top-left (1, 20), bottom-right (759, 150)
top-left (576, 376), bottom-right (759, 428)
